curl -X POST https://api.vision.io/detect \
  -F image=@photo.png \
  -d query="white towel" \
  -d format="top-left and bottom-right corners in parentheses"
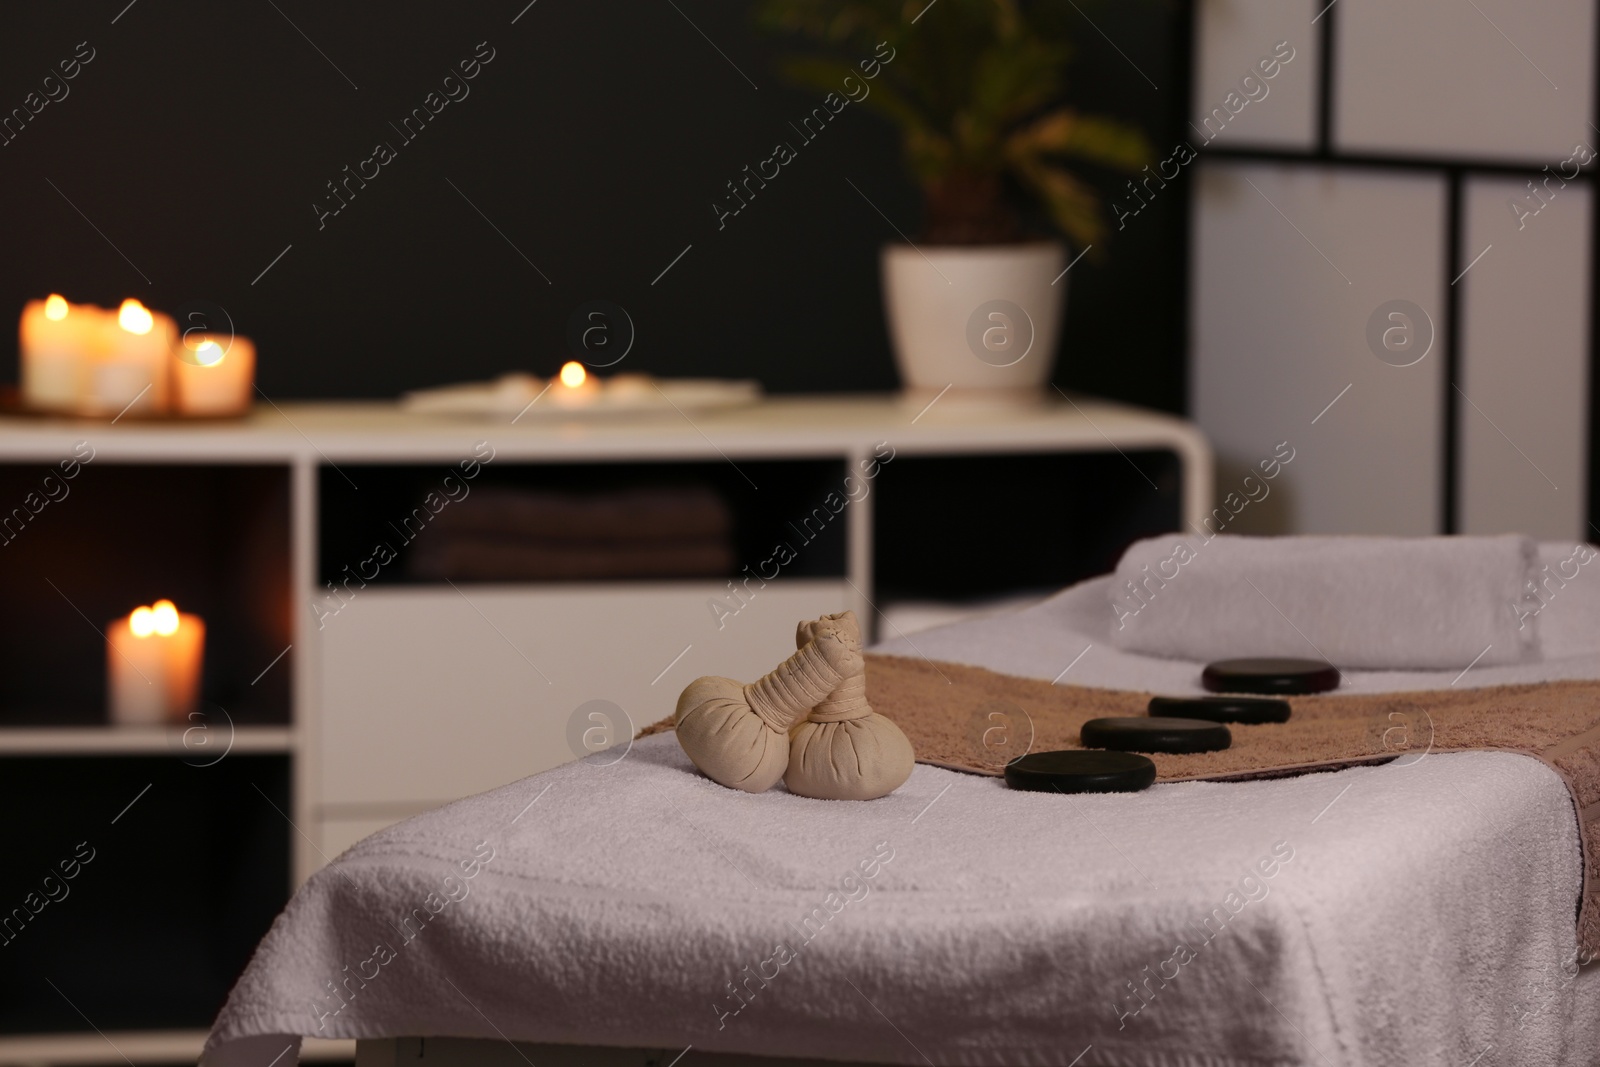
top-left (203, 738), bottom-right (1594, 1067)
top-left (204, 579), bottom-right (1600, 1067)
top-left (1530, 542), bottom-right (1600, 659)
top-left (1105, 534), bottom-right (1539, 670)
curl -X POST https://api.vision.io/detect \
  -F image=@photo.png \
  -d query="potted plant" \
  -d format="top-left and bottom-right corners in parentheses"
top-left (758, 0), bottom-right (1151, 395)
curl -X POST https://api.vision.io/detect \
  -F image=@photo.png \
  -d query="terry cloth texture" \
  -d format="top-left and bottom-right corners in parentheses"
top-left (641, 652), bottom-right (1600, 956)
top-left (204, 733), bottom-right (1599, 1067)
top-left (861, 651), bottom-right (1600, 956)
top-left (207, 547), bottom-right (1600, 1067)
top-left (1106, 533), bottom-right (1539, 669)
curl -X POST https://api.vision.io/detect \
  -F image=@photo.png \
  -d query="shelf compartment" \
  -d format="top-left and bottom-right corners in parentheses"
top-left (0, 463), bottom-right (293, 729)
top-left (872, 449), bottom-right (1184, 602)
top-left (318, 458), bottom-right (850, 587)
top-left (0, 754), bottom-right (290, 1034)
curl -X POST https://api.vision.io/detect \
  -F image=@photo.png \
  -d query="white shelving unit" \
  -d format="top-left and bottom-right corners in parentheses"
top-left (0, 1032), bottom-right (353, 1066)
top-left (0, 726), bottom-right (292, 756)
top-left (0, 393), bottom-right (1210, 1064)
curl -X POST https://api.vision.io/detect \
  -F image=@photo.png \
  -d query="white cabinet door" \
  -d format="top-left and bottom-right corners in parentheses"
top-left (317, 580), bottom-right (852, 807)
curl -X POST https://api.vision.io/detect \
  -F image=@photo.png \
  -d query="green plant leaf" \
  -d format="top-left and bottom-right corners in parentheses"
top-left (1012, 160), bottom-right (1107, 253)
top-left (1007, 108), bottom-right (1152, 173)
top-left (758, 0), bottom-right (1156, 246)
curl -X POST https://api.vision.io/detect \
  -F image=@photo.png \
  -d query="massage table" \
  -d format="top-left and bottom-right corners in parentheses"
top-left (205, 544), bottom-right (1600, 1067)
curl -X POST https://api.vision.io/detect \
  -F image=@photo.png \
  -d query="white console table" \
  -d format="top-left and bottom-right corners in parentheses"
top-left (0, 393), bottom-right (1208, 1064)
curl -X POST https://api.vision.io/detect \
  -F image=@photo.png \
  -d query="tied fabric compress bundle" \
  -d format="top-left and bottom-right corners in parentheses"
top-left (674, 610), bottom-right (914, 800)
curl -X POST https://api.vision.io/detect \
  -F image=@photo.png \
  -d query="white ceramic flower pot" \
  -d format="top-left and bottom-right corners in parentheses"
top-left (880, 241), bottom-right (1067, 395)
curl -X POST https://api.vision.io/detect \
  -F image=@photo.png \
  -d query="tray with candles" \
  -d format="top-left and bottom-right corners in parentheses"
top-left (9, 294), bottom-right (256, 420)
top-left (400, 365), bottom-right (762, 420)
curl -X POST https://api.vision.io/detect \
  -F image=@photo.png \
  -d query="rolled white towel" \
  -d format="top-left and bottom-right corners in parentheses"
top-left (1528, 541), bottom-right (1600, 660)
top-left (1106, 534), bottom-right (1540, 670)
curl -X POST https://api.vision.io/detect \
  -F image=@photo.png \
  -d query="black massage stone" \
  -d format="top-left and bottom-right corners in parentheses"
top-left (1081, 716), bottom-right (1232, 754)
top-left (1201, 657), bottom-right (1340, 696)
top-left (1004, 750), bottom-right (1158, 794)
top-left (1148, 695), bottom-right (1292, 724)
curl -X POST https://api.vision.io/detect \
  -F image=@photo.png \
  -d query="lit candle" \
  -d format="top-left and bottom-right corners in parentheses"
top-left (19, 294), bottom-right (97, 411)
top-left (552, 360), bottom-right (599, 407)
top-left (85, 299), bottom-right (174, 417)
top-left (173, 332), bottom-right (255, 417)
top-left (107, 599), bottom-right (205, 725)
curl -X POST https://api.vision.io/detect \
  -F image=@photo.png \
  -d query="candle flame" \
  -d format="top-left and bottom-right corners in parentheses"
top-left (151, 599), bottom-right (180, 636)
top-left (44, 294), bottom-right (68, 320)
top-left (559, 361), bottom-right (587, 388)
top-left (129, 600), bottom-right (181, 638)
top-left (118, 299), bottom-right (154, 336)
top-left (195, 340), bottom-right (225, 366)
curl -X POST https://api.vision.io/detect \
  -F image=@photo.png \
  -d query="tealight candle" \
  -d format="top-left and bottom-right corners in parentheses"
top-left (85, 299), bottom-right (174, 417)
top-left (19, 294), bottom-right (99, 411)
top-left (107, 599), bottom-right (205, 725)
top-left (173, 331), bottom-right (255, 416)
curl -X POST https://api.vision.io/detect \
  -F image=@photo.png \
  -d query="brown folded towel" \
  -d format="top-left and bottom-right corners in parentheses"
top-left (428, 485), bottom-right (731, 543)
top-left (408, 536), bottom-right (734, 581)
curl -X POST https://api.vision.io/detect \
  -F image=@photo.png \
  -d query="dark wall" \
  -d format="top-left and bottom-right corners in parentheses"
top-left (0, 1), bottom-right (1187, 410)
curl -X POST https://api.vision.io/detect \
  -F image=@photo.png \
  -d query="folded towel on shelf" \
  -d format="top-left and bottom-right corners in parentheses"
top-left (407, 537), bottom-right (734, 581)
top-left (1107, 534), bottom-right (1540, 669)
top-left (407, 484), bottom-right (735, 581)
top-left (426, 485), bottom-right (731, 542)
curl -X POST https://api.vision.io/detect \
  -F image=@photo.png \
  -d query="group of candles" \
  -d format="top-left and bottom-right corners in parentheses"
top-left (20, 295), bottom-right (256, 417)
top-left (107, 599), bottom-right (205, 725)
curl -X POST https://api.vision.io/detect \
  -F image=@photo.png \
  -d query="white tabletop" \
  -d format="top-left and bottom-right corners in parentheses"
top-left (0, 393), bottom-right (1209, 465)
